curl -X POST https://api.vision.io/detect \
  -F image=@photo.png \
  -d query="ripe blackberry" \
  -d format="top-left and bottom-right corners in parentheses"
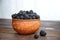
top-left (34, 34), bottom-right (39, 39)
top-left (40, 30), bottom-right (47, 36)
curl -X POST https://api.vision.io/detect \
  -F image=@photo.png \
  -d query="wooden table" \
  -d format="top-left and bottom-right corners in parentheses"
top-left (0, 28), bottom-right (60, 40)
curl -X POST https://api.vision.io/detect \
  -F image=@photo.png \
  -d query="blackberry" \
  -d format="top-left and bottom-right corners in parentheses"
top-left (23, 11), bottom-right (26, 14)
top-left (16, 16), bottom-right (20, 19)
top-left (34, 34), bottom-right (39, 39)
top-left (12, 14), bottom-right (17, 18)
top-left (19, 10), bottom-right (23, 14)
top-left (35, 15), bottom-right (40, 19)
top-left (19, 15), bottom-right (24, 19)
top-left (40, 30), bottom-right (47, 36)
top-left (30, 10), bottom-right (33, 14)
top-left (26, 11), bottom-right (29, 14)
top-left (32, 15), bottom-right (36, 19)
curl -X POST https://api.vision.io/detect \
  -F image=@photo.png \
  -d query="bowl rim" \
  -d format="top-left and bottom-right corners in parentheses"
top-left (12, 18), bottom-right (40, 20)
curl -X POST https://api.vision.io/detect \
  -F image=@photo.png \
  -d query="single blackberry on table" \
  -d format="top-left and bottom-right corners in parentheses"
top-left (34, 34), bottom-right (39, 39)
top-left (40, 30), bottom-right (47, 36)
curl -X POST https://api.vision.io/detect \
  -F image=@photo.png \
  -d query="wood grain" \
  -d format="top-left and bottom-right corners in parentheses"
top-left (0, 28), bottom-right (60, 40)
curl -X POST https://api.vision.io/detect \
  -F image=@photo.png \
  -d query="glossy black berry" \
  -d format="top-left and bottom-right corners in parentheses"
top-left (16, 16), bottom-right (20, 19)
top-left (23, 11), bottom-right (26, 14)
top-left (32, 15), bottom-right (36, 19)
top-left (12, 14), bottom-right (17, 18)
top-left (30, 10), bottom-right (33, 14)
top-left (34, 34), bottom-right (39, 39)
top-left (19, 15), bottom-right (24, 19)
top-left (26, 11), bottom-right (29, 14)
top-left (19, 10), bottom-right (23, 14)
top-left (40, 30), bottom-right (47, 36)
top-left (35, 15), bottom-right (40, 19)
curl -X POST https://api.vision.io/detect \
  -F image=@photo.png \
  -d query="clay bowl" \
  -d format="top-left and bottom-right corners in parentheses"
top-left (12, 18), bottom-right (40, 35)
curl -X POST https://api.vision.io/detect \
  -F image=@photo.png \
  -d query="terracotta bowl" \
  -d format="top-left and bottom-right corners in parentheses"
top-left (12, 18), bottom-right (40, 35)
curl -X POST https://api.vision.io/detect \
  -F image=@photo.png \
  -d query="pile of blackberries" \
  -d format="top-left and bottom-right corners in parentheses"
top-left (12, 10), bottom-right (40, 19)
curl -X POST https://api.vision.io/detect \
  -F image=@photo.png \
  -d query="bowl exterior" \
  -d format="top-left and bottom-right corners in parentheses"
top-left (12, 19), bottom-right (40, 34)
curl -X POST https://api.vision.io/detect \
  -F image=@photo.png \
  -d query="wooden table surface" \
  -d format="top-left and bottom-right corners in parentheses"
top-left (0, 28), bottom-right (60, 40)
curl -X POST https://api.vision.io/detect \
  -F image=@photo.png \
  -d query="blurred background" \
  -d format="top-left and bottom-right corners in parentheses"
top-left (0, 0), bottom-right (60, 21)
